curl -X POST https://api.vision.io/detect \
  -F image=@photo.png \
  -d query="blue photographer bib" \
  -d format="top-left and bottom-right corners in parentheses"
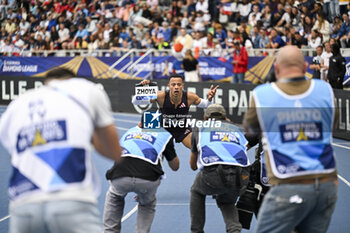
top-left (254, 79), bottom-right (336, 179)
top-left (198, 122), bottom-right (249, 167)
top-left (120, 126), bottom-right (172, 164)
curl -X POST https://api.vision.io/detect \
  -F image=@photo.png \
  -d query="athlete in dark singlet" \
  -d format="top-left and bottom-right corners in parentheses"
top-left (161, 89), bottom-right (191, 143)
top-left (132, 74), bottom-right (218, 149)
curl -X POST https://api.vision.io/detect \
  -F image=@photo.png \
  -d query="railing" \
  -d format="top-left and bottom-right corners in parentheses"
top-left (4, 48), bottom-right (350, 58)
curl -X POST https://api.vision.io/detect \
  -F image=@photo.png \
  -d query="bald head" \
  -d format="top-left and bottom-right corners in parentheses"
top-left (274, 46), bottom-right (307, 80)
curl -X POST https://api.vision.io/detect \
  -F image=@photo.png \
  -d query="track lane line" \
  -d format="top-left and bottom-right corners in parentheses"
top-left (0, 215), bottom-right (10, 222)
top-left (338, 175), bottom-right (350, 188)
top-left (332, 143), bottom-right (350, 150)
top-left (121, 204), bottom-right (138, 222)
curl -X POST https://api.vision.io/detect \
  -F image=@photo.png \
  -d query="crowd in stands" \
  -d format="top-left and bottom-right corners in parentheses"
top-left (0, 0), bottom-right (349, 56)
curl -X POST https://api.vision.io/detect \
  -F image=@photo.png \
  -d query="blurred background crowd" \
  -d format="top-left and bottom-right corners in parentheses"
top-left (0, 0), bottom-right (349, 56)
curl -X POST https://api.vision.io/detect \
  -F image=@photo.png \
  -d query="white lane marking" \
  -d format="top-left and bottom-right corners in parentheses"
top-left (332, 143), bottom-right (350, 150)
top-left (0, 215), bottom-right (10, 222)
top-left (121, 204), bottom-right (138, 222)
top-left (115, 126), bottom-right (129, 131)
top-left (114, 118), bottom-right (139, 124)
top-left (338, 175), bottom-right (350, 188)
top-left (113, 112), bottom-right (140, 117)
top-left (156, 203), bottom-right (217, 206)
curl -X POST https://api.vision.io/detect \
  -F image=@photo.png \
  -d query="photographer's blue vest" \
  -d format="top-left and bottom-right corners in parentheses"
top-left (254, 80), bottom-right (336, 179)
top-left (120, 126), bottom-right (172, 165)
top-left (198, 122), bottom-right (249, 167)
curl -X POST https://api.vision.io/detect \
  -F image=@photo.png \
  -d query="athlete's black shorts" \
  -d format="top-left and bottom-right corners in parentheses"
top-left (166, 127), bottom-right (192, 143)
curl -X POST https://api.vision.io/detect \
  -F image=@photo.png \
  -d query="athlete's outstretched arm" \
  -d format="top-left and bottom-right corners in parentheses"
top-left (190, 84), bottom-right (219, 107)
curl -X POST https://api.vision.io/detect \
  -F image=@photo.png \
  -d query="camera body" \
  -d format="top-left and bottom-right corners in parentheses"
top-left (236, 144), bottom-right (270, 229)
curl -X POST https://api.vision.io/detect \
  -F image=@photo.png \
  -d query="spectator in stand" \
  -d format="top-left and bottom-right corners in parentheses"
top-left (103, 23), bottom-right (113, 44)
top-left (231, 40), bottom-right (248, 84)
top-left (321, 41), bottom-right (333, 81)
top-left (119, 26), bottom-right (130, 42)
top-left (259, 27), bottom-right (269, 48)
top-left (292, 31), bottom-right (308, 48)
top-left (182, 49), bottom-right (201, 82)
top-left (121, 3), bottom-right (131, 27)
top-left (5, 18), bottom-right (16, 34)
top-left (141, 31), bottom-right (153, 49)
top-left (308, 29), bottom-right (322, 49)
top-left (251, 25), bottom-right (263, 48)
top-left (331, 16), bottom-right (342, 39)
top-left (0, 27), bottom-right (8, 40)
top-left (202, 32), bottom-right (215, 56)
top-left (277, 5), bottom-right (292, 28)
top-left (141, 4), bottom-right (152, 20)
top-left (58, 23), bottom-right (70, 50)
top-left (310, 2), bottom-right (323, 23)
top-left (133, 23), bottom-right (147, 41)
top-left (193, 31), bottom-right (205, 57)
top-left (239, 0), bottom-right (251, 23)
top-left (19, 18), bottom-right (31, 35)
top-left (260, 5), bottom-right (272, 29)
top-left (290, 7), bottom-right (301, 29)
top-left (309, 45), bottom-right (323, 79)
top-left (239, 25), bottom-right (253, 50)
top-left (328, 42), bottom-right (346, 89)
top-left (86, 16), bottom-right (97, 35)
top-left (68, 24), bottom-right (88, 49)
top-left (329, 0), bottom-right (340, 21)
top-left (271, 3), bottom-right (284, 27)
top-left (161, 21), bottom-right (171, 43)
top-left (301, 15), bottom-right (313, 36)
top-left (338, 13), bottom-right (350, 47)
top-left (215, 23), bottom-right (227, 49)
top-left (13, 34), bottom-right (24, 50)
top-left (313, 12), bottom-right (331, 42)
top-left (226, 30), bottom-right (235, 49)
top-left (211, 38), bottom-right (223, 57)
top-left (130, 35), bottom-right (142, 49)
top-left (248, 4), bottom-right (261, 26)
top-left (268, 28), bottom-right (286, 48)
top-left (196, 0), bottom-right (208, 15)
top-left (35, 34), bottom-right (45, 51)
top-left (50, 25), bottom-right (59, 49)
top-left (187, 0), bottom-right (196, 16)
top-left (230, 0), bottom-right (241, 24)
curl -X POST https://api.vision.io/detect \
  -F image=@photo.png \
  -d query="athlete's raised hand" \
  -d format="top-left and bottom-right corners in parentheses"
top-left (208, 85), bottom-right (219, 101)
top-left (140, 80), bottom-right (151, 86)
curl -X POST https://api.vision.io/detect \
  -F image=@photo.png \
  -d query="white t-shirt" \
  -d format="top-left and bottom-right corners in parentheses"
top-left (321, 51), bottom-right (333, 68)
top-left (196, 1), bottom-right (209, 13)
top-left (0, 78), bottom-right (114, 206)
top-left (58, 28), bottom-right (70, 41)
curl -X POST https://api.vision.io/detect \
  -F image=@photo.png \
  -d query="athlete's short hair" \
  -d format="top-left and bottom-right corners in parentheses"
top-left (169, 74), bottom-right (184, 81)
top-left (45, 67), bottom-right (75, 80)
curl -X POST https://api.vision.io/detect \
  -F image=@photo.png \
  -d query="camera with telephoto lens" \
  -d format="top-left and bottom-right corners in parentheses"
top-left (236, 143), bottom-right (269, 229)
top-left (236, 180), bottom-right (260, 229)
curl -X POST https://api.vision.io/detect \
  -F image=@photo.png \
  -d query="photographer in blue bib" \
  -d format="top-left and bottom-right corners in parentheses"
top-left (189, 104), bottom-right (252, 233)
top-left (243, 45), bottom-right (338, 233)
top-left (102, 115), bottom-right (179, 233)
top-left (0, 68), bottom-right (122, 233)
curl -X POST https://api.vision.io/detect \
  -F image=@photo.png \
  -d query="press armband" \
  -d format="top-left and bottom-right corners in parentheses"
top-left (197, 98), bottom-right (213, 108)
